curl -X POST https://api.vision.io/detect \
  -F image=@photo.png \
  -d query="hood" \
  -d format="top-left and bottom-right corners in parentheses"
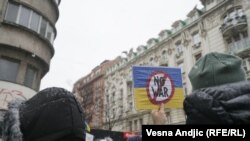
top-left (184, 81), bottom-right (250, 124)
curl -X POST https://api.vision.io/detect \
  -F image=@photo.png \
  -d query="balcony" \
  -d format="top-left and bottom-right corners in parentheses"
top-left (192, 42), bottom-right (201, 50)
top-left (227, 38), bottom-right (250, 57)
top-left (159, 56), bottom-right (168, 66)
top-left (220, 15), bottom-right (247, 38)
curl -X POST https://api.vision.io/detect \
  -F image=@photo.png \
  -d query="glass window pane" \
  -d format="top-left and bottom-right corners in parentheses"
top-left (19, 6), bottom-right (31, 27)
top-left (5, 3), bottom-right (19, 23)
top-left (40, 18), bottom-right (47, 37)
top-left (0, 58), bottom-right (19, 82)
top-left (46, 24), bottom-right (54, 43)
top-left (193, 33), bottom-right (200, 44)
top-left (30, 12), bottom-right (40, 32)
top-left (176, 43), bottom-right (183, 54)
top-left (24, 66), bottom-right (37, 88)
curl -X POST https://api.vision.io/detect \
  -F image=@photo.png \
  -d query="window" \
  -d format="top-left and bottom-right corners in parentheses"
top-left (134, 120), bottom-right (138, 131)
top-left (175, 42), bottom-right (183, 54)
top-left (112, 92), bottom-right (115, 103)
top-left (223, 15), bottom-right (228, 23)
top-left (120, 89), bottom-right (123, 99)
top-left (161, 50), bottom-right (167, 59)
top-left (39, 18), bottom-right (47, 37)
top-left (149, 57), bottom-right (154, 62)
top-left (106, 95), bottom-right (109, 103)
top-left (4, 2), bottom-right (55, 44)
top-left (195, 53), bottom-right (202, 62)
top-left (19, 6), bottom-right (31, 27)
top-left (30, 11), bottom-right (40, 32)
top-left (0, 57), bottom-right (19, 82)
top-left (129, 121), bottom-right (132, 131)
top-left (127, 83), bottom-right (132, 95)
top-left (192, 32), bottom-right (201, 45)
top-left (5, 3), bottom-right (19, 23)
top-left (24, 65), bottom-right (37, 88)
top-left (162, 50), bottom-right (166, 55)
top-left (129, 102), bottom-right (133, 110)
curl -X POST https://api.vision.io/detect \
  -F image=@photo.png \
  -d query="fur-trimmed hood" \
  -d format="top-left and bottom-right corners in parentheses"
top-left (2, 87), bottom-right (86, 141)
top-left (184, 81), bottom-right (250, 124)
top-left (2, 99), bottom-right (23, 141)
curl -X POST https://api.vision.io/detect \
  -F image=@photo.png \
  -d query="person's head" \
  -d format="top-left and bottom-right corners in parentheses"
top-left (184, 52), bottom-right (250, 124)
top-left (3, 87), bottom-right (86, 141)
top-left (188, 52), bottom-right (246, 90)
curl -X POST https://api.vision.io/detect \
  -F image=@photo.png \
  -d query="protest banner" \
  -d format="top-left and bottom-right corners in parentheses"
top-left (132, 66), bottom-right (184, 110)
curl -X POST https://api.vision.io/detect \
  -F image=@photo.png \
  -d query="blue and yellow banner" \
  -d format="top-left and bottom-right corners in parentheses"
top-left (132, 66), bottom-right (184, 110)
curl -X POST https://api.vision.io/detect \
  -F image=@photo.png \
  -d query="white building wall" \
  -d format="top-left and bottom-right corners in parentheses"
top-left (102, 0), bottom-right (250, 132)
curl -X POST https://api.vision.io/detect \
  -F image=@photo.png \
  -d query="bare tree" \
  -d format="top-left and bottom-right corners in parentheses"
top-left (74, 86), bottom-right (103, 128)
top-left (104, 100), bottom-right (116, 130)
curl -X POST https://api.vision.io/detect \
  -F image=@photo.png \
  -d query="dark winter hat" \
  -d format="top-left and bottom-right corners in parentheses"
top-left (3, 87), bottom-right (86, 141)
top-left (188, 52), bottom-right (246, 90)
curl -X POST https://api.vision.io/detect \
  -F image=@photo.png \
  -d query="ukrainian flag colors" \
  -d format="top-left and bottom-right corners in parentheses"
top-left (132, 66), bottom-right (184, 110)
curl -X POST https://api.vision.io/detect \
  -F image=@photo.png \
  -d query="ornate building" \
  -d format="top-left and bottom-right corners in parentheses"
top-left (102, 0), bottom-right (250, 131)
top-left (0, 0), bottom-right (60, 109)
top-left (73, 58), bottom-right (120, 129)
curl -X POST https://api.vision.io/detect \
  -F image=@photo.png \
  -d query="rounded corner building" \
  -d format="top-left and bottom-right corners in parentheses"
top-left (0, 0), bottom-right (60, 110)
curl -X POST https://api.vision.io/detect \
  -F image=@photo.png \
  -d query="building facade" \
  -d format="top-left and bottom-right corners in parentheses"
top-left (0, 0), bottom-right (60, 110)
top-left (73, 59), bottom-right (120, 129)
top-left (102, 0), bottom-right (250, 132)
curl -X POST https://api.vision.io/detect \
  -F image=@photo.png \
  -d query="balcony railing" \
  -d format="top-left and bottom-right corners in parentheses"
top-left (228, 38), bottom-right (250, 56)
top-left (220, 15), bottom-right (247, 37)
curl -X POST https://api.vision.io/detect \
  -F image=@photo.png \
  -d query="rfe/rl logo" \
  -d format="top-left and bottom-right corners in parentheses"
top-left (146, 71), bottom-right (174, 104)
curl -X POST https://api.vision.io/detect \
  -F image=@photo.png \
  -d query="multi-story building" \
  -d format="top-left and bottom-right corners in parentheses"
top-left (73, 58), bottom-right (120, 129)
top-left (102, 0), bottom-right (250, 131)
top-left (0, 0), bottom-right (60, 111)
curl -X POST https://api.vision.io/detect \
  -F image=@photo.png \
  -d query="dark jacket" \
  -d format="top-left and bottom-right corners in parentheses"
top-left (2, 87), bottom-right (86, 141)
top-left (184, 81), bottom-right (250, 124)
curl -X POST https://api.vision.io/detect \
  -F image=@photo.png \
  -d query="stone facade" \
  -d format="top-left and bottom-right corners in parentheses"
top-left (102, 0), bottom-right (250, 132)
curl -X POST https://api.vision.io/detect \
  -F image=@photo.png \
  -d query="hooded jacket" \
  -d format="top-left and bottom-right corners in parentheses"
top-left (184, 81), bottom-right (250, 124)
top-left (2, 87), bottom-right (86, 141)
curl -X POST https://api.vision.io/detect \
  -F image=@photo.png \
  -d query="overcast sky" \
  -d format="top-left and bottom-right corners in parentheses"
top-left (40, 0), bottom-right (203, 91)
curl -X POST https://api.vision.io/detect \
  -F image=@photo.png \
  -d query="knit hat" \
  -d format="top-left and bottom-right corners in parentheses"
top-left (188, 52), bottom-right (246, 90)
